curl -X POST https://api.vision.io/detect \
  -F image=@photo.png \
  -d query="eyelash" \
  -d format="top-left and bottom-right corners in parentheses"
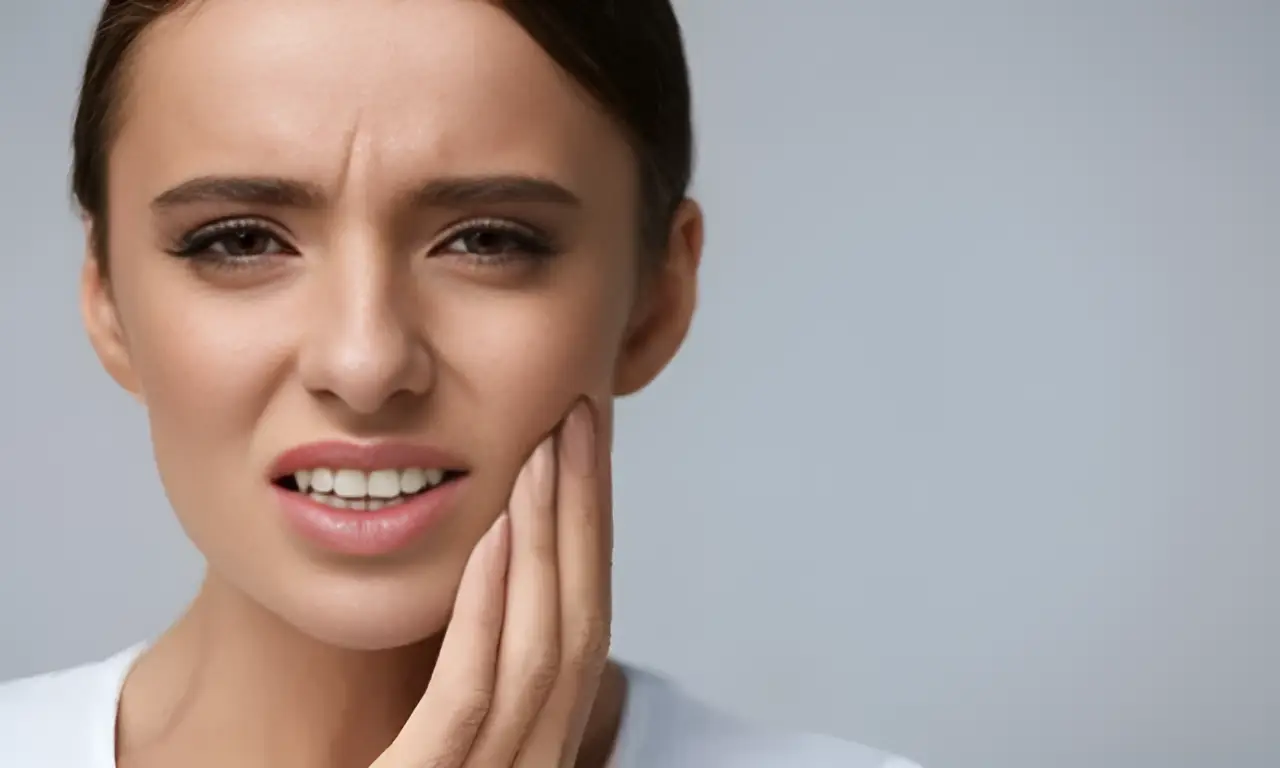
top-left (166, 217), bottom-right (558, 270)
top-left (434, 218), bottom-right (558, 266)
top-left (166, 217), bottom-right (296, 267)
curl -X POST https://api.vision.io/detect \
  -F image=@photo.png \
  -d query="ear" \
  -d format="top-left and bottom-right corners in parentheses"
top-left (613, 199), bottom-right (704, 396)
top-left (80, 223), bottom-right (144, 402)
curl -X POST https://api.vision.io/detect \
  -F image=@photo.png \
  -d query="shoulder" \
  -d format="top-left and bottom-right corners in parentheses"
top-left (0, 645), bottom-right (141, 767)
top-left (614, 665), bottom-right (922, 768)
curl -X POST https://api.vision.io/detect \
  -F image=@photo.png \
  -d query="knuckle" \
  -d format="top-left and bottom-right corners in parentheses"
top-left (447, 686), bottom-right (493, 729)
top-left (423, 738), bottom-right (470, 768)
top-left (422, 751), bottom-right (460, 768)
top-left (456, 699), bottom-right (490, 732)
top-left (520, 645), bottom-right (561, 697)
top-left (565, 618), bottom-right (610, 673)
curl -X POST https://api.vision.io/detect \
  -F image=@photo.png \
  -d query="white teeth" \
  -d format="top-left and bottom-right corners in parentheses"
top-left (308, 492), bottom-right (409, 511)
top-left (367, 469), bottom-right (401, 499)
top-left (333, 469), bottom-right (367, 499)
top-left (311, 468), bottom-right (334, 493)
top-left (290, 467), bottom-right (453, 507)
top-left (400, 468), bottom-right (428, 495)
top-left (311, 492), bottom-right (348, 509)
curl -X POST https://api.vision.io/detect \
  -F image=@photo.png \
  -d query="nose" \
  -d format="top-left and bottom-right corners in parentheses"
top-left (297, 241), bottom-right (433, 416)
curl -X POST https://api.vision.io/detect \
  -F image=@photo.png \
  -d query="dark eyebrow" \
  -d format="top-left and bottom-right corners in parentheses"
top-left (151, 176), bottom-right (325, 211)
top-left (407, 175), bottom-right (582, 209)
top-left (151, 174), bottom-right (581, 212)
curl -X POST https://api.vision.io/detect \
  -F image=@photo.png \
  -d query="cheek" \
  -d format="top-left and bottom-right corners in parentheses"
top-left (430, 261), bottom-right (630, 454)
top-left (111, 259), bottom-right (289, 490)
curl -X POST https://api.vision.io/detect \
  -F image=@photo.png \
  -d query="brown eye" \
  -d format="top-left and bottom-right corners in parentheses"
top-left (442, 228), bottom-right (545, 257)
top-left (445, 227), bottom-right (524, 254)
top-left (211, 228), bottom-right (286, 257)
top-left (433, 220), bottom-right (558, 266)
top-left (169, 218), bottom-right (297, 263)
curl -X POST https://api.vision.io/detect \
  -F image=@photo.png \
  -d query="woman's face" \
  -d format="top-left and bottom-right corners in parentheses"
top-left (82, 0), bottom-right (698, 649)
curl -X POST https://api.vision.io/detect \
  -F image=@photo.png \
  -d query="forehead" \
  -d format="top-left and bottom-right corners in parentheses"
top-left (111, 0), bottom-right (632, 209)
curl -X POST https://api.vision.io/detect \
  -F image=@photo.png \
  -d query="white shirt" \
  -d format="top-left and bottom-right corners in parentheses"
top-left (0, 645), bottom-right (920, 767)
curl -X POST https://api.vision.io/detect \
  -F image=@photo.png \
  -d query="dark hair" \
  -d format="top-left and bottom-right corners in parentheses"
top-left (72, 0), bottom-right (694, 269)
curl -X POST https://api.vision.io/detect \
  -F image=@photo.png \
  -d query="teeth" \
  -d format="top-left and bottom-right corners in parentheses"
top-left (400, 468), bottom-right (427, 495)
top-left (367, 469), bottom-right (401, 499)
top-left (310, 468), bottom-right (334, 493)
top-left (309, 492), bottom-right (410, 511)
top-left (333, 469), bottom-right (366, 498)
top-left (311, 492), bottom-right (346, 508)
top-left (291, 467), bottom-right (451, 500)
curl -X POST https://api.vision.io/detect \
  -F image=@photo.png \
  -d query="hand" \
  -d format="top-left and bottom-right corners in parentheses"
top-left (371, 398), bottom-right (613, 768)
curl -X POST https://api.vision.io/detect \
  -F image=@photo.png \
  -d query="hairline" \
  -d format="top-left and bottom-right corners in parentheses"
top-left (84, 0), bottom-right (676, 266)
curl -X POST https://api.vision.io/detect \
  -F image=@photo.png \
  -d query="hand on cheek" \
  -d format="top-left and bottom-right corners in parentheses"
top-left (373, 397), bottom-right (610, 768)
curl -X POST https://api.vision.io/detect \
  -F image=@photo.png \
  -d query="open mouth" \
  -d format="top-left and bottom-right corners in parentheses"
top-left (272, 467), bottom-right (467, 511)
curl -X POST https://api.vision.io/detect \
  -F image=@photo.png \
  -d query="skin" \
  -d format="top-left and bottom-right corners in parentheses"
top-left (77, 1), bottom-right (702, 766)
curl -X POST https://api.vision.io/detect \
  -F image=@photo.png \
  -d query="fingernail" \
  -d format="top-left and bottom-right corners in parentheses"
top-left (563, 397), bottom-right (596, 476)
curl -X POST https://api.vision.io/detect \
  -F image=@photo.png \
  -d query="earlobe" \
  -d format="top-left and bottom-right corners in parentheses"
top-left (79, 230), bottom-right (143, 401)
top-left (613, 199), bottom-right (704, 396)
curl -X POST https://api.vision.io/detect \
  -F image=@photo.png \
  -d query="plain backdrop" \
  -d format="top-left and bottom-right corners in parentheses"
top-left (1, 3), bottom-right (1277, 768)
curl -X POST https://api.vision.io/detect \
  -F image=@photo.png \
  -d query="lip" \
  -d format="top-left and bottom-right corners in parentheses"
top-left (268, 440), bottom-right (469, 557)
top-left (268, 440), bottom-right (468, 479)
top-left (273, 480), bottom-right (465, 557)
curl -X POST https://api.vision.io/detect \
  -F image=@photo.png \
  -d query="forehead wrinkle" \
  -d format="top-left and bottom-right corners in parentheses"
top-left (331, 109), bottom-right (372, 212)
top-left (113, 0), bottom-right (634, 225)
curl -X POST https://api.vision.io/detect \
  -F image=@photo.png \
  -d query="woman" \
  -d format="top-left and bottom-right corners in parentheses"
top-left (0, 1), bottom-right (919, 766)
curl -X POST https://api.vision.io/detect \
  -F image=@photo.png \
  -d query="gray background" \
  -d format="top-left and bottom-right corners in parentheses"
top-left (1, 2), bottom-right (1277, 767)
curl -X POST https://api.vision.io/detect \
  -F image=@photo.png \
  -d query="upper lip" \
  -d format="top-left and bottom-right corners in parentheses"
top-left (268, 440), bottom-right (469, 480)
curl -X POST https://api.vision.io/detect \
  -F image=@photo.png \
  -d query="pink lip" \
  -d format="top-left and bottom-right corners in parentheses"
top-left (269, 441), bottom-right (469, 557)
top-left (269, 440), bottom-right (467, 479)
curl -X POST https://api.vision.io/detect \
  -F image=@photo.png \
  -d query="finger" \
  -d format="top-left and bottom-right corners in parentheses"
top-left (373, 514), bottom-right (510, 768)
top-left (518, 397), bottom-right (612, 766)
top-left (465, 436), bottom-right (562, 766)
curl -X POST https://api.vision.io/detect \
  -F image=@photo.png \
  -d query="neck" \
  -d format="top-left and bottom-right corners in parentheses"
top-left (116, 573), bottom-right (625, 768)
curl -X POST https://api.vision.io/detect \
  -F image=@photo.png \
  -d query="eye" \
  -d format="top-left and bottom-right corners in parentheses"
top-left (434, 219), bottom-right (557, 264)
top-left (170, 218), bottom-right (296, 261)
top-left (207, 228), bottom-right (287, 258)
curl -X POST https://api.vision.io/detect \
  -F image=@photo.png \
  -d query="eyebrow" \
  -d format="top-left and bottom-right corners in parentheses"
top-left (151, 176), bottom-right (324, 210)
top-left (150, 174), bottom-right (582, 211)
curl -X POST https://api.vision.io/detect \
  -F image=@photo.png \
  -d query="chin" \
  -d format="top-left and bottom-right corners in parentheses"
top-left (292, 602), bottom-right (450, 652)
top-left (247, 560), bottom-right (462, 652)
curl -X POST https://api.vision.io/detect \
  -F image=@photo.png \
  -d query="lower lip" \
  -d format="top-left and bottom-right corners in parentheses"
top-left (273, 478), bottom-right (465, 557)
